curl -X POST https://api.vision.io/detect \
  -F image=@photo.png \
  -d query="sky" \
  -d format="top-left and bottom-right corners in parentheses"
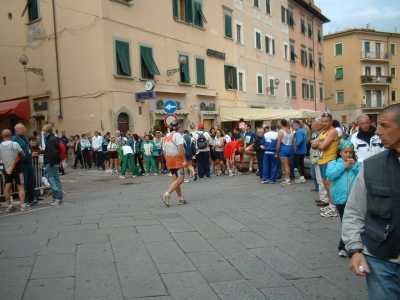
top-left (318, 0), bottom-right (400, 34)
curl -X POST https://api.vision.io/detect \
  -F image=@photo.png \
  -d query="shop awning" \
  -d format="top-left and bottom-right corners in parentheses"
top-left (0, 99), bottom-right (31, 121)
top-left (219, 106), bottom-right (303, 122)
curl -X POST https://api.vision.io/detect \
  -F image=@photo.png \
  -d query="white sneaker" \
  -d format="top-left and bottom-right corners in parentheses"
top-left (133, 175), bottom-right (136, 178)
top-left (294, 178), bottom-right (306, 184)
top-left (229, 172), bottom-right (234, 177)
top-left (338, 250), bottom-right (348, 257)
top-left (168, 172), bottom-right (172, 176)
top-left (184, 179), bottom-right (189, 183)
top-left (119, 175), bottom-right (125, 179)
top-left (154, 173), bottom-right (158, 176)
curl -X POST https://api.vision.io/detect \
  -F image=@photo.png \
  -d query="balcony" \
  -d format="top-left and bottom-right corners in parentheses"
top-left (360, 52), bottom-right (392, 61)
top-left (361, 75), bottom-right (392, 85)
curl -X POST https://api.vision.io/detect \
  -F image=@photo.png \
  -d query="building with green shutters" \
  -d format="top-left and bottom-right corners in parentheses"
top-left (323, 28), bottom-right (400, 125)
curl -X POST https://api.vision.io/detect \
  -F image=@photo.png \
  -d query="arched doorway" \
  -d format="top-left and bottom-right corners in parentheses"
top-left (117, 113), bottom-right (129, 133)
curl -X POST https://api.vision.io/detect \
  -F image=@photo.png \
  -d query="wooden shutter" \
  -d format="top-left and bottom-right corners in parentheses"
top-left (196, 58), bottom-right (205, 86)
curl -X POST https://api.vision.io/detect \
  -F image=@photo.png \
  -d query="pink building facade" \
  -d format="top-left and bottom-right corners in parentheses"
top-left (287, 0), bottom-right (329, 111)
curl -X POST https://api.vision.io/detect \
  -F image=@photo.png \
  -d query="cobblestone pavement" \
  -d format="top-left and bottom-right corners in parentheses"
top-left (0, 167), bottom-right (368, 300)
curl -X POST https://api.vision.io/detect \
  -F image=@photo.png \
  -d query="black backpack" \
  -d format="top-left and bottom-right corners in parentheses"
top-left (197, 132), bottom-right (208, 149)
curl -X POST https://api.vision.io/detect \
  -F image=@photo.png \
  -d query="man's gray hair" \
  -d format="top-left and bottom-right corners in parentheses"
top-left (1, 129), bottom-right (12, 137)
top-left (357, 114), bottom-right (370, 124)
top-left (314, 117), bottom-right (322, 124)
top-left (43, 124), bottom-right (53, 133)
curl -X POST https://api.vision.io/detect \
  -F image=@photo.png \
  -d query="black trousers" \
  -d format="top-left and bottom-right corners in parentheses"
top-left (82, 149), bottom-right (91, 168)
top-left (336, 204), bottom-right (346, 251)
top-left (94, 151), bottom-right (104, 168)
top-left (296, 154), bottom-right (305, 177)
top-left (74, 153), bottom-right (83, 168)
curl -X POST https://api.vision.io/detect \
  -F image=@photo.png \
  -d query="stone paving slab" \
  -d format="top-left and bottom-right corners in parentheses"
top-left (171, 232), bottom-right (216, 253)
top-left (210, 280), bottom-right (267, 300)
top-left (186, 251), bottom-right (245, 283)
top-left (161, 271), bottom-right (219, 300)
top-left (260, 286), bottom-right (311, 299)
top-left (31, 254), bottom-right (75, 279)
top-left (158, 217), bottom-right (196, 233)
top-left (75, 262), bottom-right (124, 300)
top-left (76, 243), bottom-right (114, 265)
top-left (23, 277), bottom-right (75, 300)
top-left (145, 240), bottom-right (197, 274)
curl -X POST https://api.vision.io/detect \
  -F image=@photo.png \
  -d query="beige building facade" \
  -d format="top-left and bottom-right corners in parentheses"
top-left (323, 28), bottom-right (400, 125)
top-left (1, 0), bottom-right (330, 136)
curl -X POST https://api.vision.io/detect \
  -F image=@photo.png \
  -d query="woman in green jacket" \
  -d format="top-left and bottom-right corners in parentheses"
top-left (141, 134), bottom-right (159, 176)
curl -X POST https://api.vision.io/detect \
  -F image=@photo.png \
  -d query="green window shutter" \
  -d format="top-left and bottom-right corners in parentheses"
top-left (224, 65), bottom-right (229, 89)
top-left (256, 32), bottom-right (261, 49)
top-left (269, 79), bottom-right (275, 95)
top-left (140, 46), bottom-right (160, 75)
top-left (193, 2), bottom-right (200, 25)
top-left (116, 41), bottom-right (131, 76)
top-left (289, 11), bottom-right (296, 26)
top-left (310, 85), bottom-right (314, 99)
top-left (254, 0), bottom-right (259, 8)
top-left (225, 15), bottom-right (232, 37)
top-left (281, 6), bottom-right (286, 23)
top-left (291, 79), bottom-right (296, 97)
top-left (180, 55), bottom-right (190, 83)
top-left (338, 92), bottom-right (344, 104)
top-left (286, 82), bottom-right (290, 97)
top-left (197, 3), bottom-right (207, 23)
top-left (185, 0), bottom-right (193, 23)
top-left (257, 76), bottom-right (263, 93)
top-left (365, 42), bottom-right (370, 53)
top-left (308, 24), bottom-right (313, 37)
top-left (335, 43), bottom-right (342, 55)
top-left (391, 44), bottom-right (395, 55)
top-left (272, 39), bottom-right (275, 55)
top-left (29, 0), bottom-right (39, 22)
top-left (172, 0), bottom-right (179, 19)
top-left (266, 36), bottom-right (270, 53)
top-left (301, 19), bottom-right (307, 34)
top-left (317, 29), bottom-right (322, 42)
top-left (266, 0), bottom-right (271, 14)
top-left (233, 67), bottom-right (238, 90)
top-left (335, 68), bottom-right (343, 79)
top-left (196, 58), bottom-right (205, 86)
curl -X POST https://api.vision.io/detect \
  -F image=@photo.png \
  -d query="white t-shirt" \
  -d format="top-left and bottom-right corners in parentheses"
top-left (335, 127), bottom-right (343, 138)
top-left (224, 135), bottom-right (232, 143)
top-left (121, 145), bottom-right (134, 156)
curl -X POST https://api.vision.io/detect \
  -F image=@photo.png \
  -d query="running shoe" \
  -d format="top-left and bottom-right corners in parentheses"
top-left (160, 193), bottom-right (170, 207)
top-left (320, 209), bottom-right (338, 217)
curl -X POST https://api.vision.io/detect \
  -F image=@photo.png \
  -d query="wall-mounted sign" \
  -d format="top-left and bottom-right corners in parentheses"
top-left (33, 101), bottom-right (48, 111)
top-left (200, 102), bottom-right (216, 111)
top-left (206, 49), bottom-right (226, 60)
top-left (156, 99), bottom-right (182, 110)
top-left (136, 91), bottom-right (156, 102)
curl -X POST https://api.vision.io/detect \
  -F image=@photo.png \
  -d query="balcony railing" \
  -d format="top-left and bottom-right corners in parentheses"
top-left (361, 52), bottom-right (391, 60)
top-left (361, 75), bottom-right (392, 84)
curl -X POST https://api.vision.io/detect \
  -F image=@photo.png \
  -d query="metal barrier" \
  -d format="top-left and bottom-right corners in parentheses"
top-left (0, 154), bottom-right (48, 198)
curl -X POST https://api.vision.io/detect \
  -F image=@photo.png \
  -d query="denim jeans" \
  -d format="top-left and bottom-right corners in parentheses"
top-left (310, 163), bottom-right (319, 190)
top-left (46, 164), bottom-right (63, 200)
top-left (365, 255), bottom-right (400, 300)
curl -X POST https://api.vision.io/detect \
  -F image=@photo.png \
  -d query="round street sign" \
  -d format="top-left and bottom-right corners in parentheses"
top-left (164, 114), bottom-right (178, 127)
top-left (164, 100), bottom-right (177, 114)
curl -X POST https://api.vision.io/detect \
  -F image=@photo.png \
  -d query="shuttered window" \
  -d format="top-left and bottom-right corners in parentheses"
top-left (266, 0), bottom-right (271, 14)
top-left (301, 19), bottom-right (307, 34)
top-left (25, 0), bottom-right (39, 22)
top-left (140, 46), bottom-right (160, 79)
top-left (337, 91), bottom-right (345, 104)
top-left (257, 76), bottom-right (263, 94)
top-left (179, 54), bottom-right (190, 83)
top-left (290, 44), bottom-right (298, 61)
top-left (286, 82), bottom-right (291, 98)
top-left (225, 14), bottom-right (232, 38)
top-left (335, 43), bottom-right (343, 55)
top-left (193, 2), bottom-right (207, 28)
top-left (115, 40), bottom-right (131, 76)
top-left (255, 32), bottom-right (262, 50)
top-left (224, 65), bottom-right (237, 90)
top-left (335, 68), bottom-right (343, 79)
top-left (172, 0), bottom-right (195, 24)
top-left (269, 79), bottom-right (275, 95)
top-left (196, 58), bottom-right (206, 86)
top-left (291, 78), bottom-right (297, 97)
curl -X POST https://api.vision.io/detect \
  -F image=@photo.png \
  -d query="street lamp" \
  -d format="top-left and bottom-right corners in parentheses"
top-left (266, 78), bottom-right (280, 93)
top-left (19, 55), bottom-right (43, 75)
top-left (167, 56), bottom-right (187, 76)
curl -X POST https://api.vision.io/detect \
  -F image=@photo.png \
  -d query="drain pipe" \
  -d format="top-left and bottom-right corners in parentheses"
top-left (52, 0), bottom-right (63, 118)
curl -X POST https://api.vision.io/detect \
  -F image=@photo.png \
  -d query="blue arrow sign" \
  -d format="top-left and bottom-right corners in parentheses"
top-left (164, 100), bottom-right (177, 114)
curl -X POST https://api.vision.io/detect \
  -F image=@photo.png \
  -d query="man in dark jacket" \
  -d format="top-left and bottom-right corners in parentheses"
top-left (43, 125), bottom-right (63, 207)
top-left (12, 123), bottom-right (37, 205)
top-left (253, 128), bottom-right (264, 181)
top-left (182, 130), bottom-right (197, 182)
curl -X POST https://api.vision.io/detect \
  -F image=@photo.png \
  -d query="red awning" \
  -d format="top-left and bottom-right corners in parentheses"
top-left (0, 99), bottom-right (31, 121)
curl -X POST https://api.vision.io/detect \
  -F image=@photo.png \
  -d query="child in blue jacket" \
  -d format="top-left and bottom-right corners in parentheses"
top-left (325, 141), bottom-right (361, 258)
